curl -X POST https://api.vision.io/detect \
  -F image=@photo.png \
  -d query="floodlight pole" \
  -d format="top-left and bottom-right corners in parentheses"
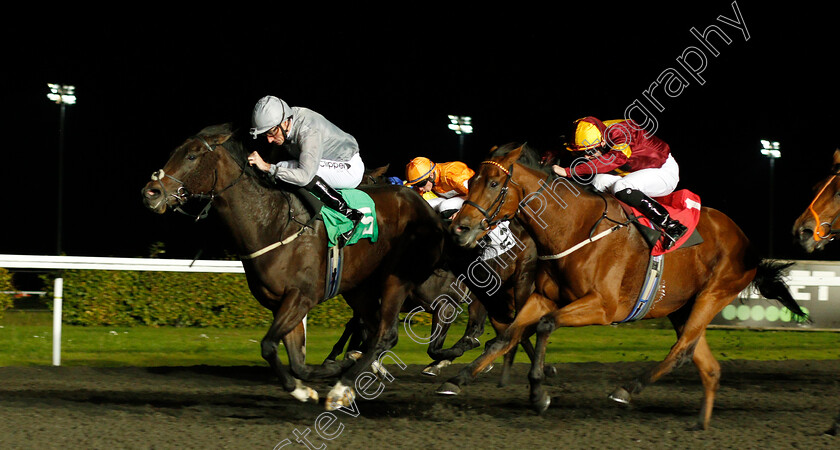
top-left (47, 84), bottom-right (76, 256)
top-left (760, 140), bottom-right (781, 257)
top-left (448, 115), bottom-right (473, 161)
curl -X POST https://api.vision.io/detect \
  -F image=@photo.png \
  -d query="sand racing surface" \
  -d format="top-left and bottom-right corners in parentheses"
top-left (1, 360), bottom-right (838, 449)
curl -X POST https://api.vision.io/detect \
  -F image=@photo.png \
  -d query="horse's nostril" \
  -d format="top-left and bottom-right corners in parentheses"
top-left (799, 227), bottom-right (814, 239)
top-left (145, 188), bottom-right (161, 198)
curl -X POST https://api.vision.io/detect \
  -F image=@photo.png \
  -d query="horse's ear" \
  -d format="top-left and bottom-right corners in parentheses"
top-left (833, 148), bottom-right (840, 165)
top-left (502, 145), bottom-right (524, 165)
top-left (488, 145), bottom-right (499, 154)
top-left (368, 165), bottom-right (389, 177)
top-left (212, 133), bottom-right (233, 145)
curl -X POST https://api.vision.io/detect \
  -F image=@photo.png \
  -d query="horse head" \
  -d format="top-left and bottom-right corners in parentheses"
top-left (142, 124), bottom-right (243, 216)
top-left (793, 149), bottom-right (840, 252)
top-left (451, 144), bottom-right (528, 248)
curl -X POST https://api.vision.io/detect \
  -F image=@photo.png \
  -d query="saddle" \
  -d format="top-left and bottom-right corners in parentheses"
top-left (319, 189), bottom-right (378, 248)
top-left (613, 189), bottom-right (703, 323)
top-left (618, 189), bottom-right (703, 256)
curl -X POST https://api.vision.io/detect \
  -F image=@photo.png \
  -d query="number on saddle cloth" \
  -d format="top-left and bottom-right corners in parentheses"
top-left (321, 189), bottom-right (378, 248)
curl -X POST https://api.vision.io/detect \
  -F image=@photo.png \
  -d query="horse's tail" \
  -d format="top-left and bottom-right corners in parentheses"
top-left (751, 259), bottom-right (810, 322)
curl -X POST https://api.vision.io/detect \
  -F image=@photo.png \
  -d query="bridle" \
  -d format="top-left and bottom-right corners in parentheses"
top-left (463, 157), bottom-right (630, 260)
top-left (807, 169), bottom-right (840, 242)
top-left (149, 134), bottom-right (245, 221)
top-left (462, 160), bottom-right (518, 231)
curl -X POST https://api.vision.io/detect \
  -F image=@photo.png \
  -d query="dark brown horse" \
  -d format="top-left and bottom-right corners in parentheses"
top-left (442, 143), bottom-right (806, 430)
top-left (142, 123), bottom-right (450, 410)
top-left (335, 166), bottom-right (545, 384)
top-left (791, 149), bottom-right (840, 436)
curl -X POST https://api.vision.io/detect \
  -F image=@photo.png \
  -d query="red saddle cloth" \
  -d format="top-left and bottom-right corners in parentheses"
top-left (624, 189), bottom-right (702, 256)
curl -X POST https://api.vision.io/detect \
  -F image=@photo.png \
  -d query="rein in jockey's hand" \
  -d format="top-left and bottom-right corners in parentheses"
top-left (248, 151), bottom-right (272, 172)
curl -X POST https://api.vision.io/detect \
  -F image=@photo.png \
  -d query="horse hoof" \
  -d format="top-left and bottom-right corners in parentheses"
top-left (544, 365), bottom-right (558, 378)
top-left (608, 387), bottom-right (631, 405)
top-left (345, 350), bottom-right (363, 361)
top-left (371, 359), bottom-right (392, 381)
top-left (290, 379), bottom-right (319, 403)
top-left (325, 381), bottom-right (355, 411)
top-left (422, 365), bottom-right (441, 377)
top-left (688, 422), bottom-right (708, 432)
top-left (531, 392), bottom-right (551, 414)
top-left (422, 360), bottom-right (451, 377)
top-left (481, 363), bottom-right (494, 374)
top-left (436, 382), bottom-right (461, 396)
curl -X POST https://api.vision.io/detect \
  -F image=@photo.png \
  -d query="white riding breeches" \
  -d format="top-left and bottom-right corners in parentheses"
top-left (591, 154), bottom-right (680, 198)
top-left (276, 153), bottom-right (365, 189)
top-left (427, 196), bottom-right (465, 213)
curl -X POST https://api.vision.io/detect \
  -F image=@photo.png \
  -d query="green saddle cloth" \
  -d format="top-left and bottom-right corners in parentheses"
top-left (320, 189), bottom-right (378, 247)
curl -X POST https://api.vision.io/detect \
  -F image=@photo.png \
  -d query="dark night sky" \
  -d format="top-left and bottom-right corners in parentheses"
top-left (4, 4), bottom-right (839, 262)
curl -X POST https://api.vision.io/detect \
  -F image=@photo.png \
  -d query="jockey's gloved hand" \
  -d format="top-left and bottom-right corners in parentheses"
top-left (386, 176), bottom-right (403, 185)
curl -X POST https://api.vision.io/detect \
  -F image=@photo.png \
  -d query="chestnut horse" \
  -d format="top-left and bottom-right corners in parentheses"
top-left (791, 148), bottom-right (840, 436)
top-left (793, 149), bottom-right (840, 253)
top-left (142, 123), bottom-right (451, 410)
top-left (443, 143), bottom-right (807, 430)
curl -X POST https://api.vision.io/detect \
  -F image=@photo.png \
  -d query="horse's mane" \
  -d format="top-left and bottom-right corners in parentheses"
top-left (488, 142), bottom-right (552, 174)
top-left (196, 123), bottom-right (279, 190)
top-left (489, 141), bottom-right (600, 195)
top-left (193, 123), bottom-right (317, 220)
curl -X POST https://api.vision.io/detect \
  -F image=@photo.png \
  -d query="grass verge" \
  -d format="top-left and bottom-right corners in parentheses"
top-left (1, 311), bottom-right (837, 367)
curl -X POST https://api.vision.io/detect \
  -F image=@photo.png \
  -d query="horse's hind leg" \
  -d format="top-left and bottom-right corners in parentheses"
top-left (827, 409), bottom-right (840, 436)
top-left (691, 333), bottom-right (720, 430)
top-left (610, 297), bottom-right (729, 430)
top-left (324, 316), bottom-right (361, 363)
top-left (326, 277), bottom-right (408, 411)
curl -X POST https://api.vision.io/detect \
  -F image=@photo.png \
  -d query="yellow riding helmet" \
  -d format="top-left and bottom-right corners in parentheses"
top-left (404, 157), bottom-right (436, 186)
top-left (565, 116), bottom-right (607, 152)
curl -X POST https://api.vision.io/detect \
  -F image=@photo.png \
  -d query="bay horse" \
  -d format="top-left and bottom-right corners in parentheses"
top-left (443, 143), bottom-right (807, 430)
top-left (791, 148), bottom-right (840, 436)
top-left (141, 123), bottom-right (451, 410)
top-left (333, 167), bottom-right (545, 384)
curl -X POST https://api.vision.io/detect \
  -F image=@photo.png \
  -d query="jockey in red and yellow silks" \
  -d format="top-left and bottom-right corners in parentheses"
top-left (405, 157), bottom-right (474, 214)
top-left (552, 116), bottom-right (687, 249)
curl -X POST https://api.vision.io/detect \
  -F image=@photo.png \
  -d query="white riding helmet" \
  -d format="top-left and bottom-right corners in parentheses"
top-left (250, 95), bottom-right (292, 138)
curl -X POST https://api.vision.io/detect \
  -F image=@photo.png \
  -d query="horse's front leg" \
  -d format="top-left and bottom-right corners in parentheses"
top-left (437, 292), bottom-right (556, 396)
top-left (422, 298), bottom-right (486, 376)
top-left (261, 289), bottom-right (351, 401)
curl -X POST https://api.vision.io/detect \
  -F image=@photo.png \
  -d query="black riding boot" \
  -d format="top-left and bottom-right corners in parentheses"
top-left (306, 176), bottom-right (364, 246)
top-left (614, 188), bottom-right (687, 250)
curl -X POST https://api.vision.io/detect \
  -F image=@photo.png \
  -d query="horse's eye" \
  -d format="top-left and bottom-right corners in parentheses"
top-left (490, 180), bottom-right (499, 188)
top-left (187, 154), bottom-right (198, 161)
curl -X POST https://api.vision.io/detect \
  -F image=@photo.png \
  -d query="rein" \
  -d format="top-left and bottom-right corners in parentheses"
top-left (462, 160), bottom-right (517, 230)
top-left (149, 135), bottom-right (245, 221)
top-left (536, 185), bottom-right (630, 260)
top-left (807, 171), bottom-right (840, 241)
top-left (468, 158), bottom-right (629, 260)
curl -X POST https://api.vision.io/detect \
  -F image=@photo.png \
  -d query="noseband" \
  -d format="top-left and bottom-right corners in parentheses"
top-left (462, 160), bottom-right (517, 231)
top-left (807, 169), bottom-right (840, 241)
top-left (149, 135), bottom-right (244, 221)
